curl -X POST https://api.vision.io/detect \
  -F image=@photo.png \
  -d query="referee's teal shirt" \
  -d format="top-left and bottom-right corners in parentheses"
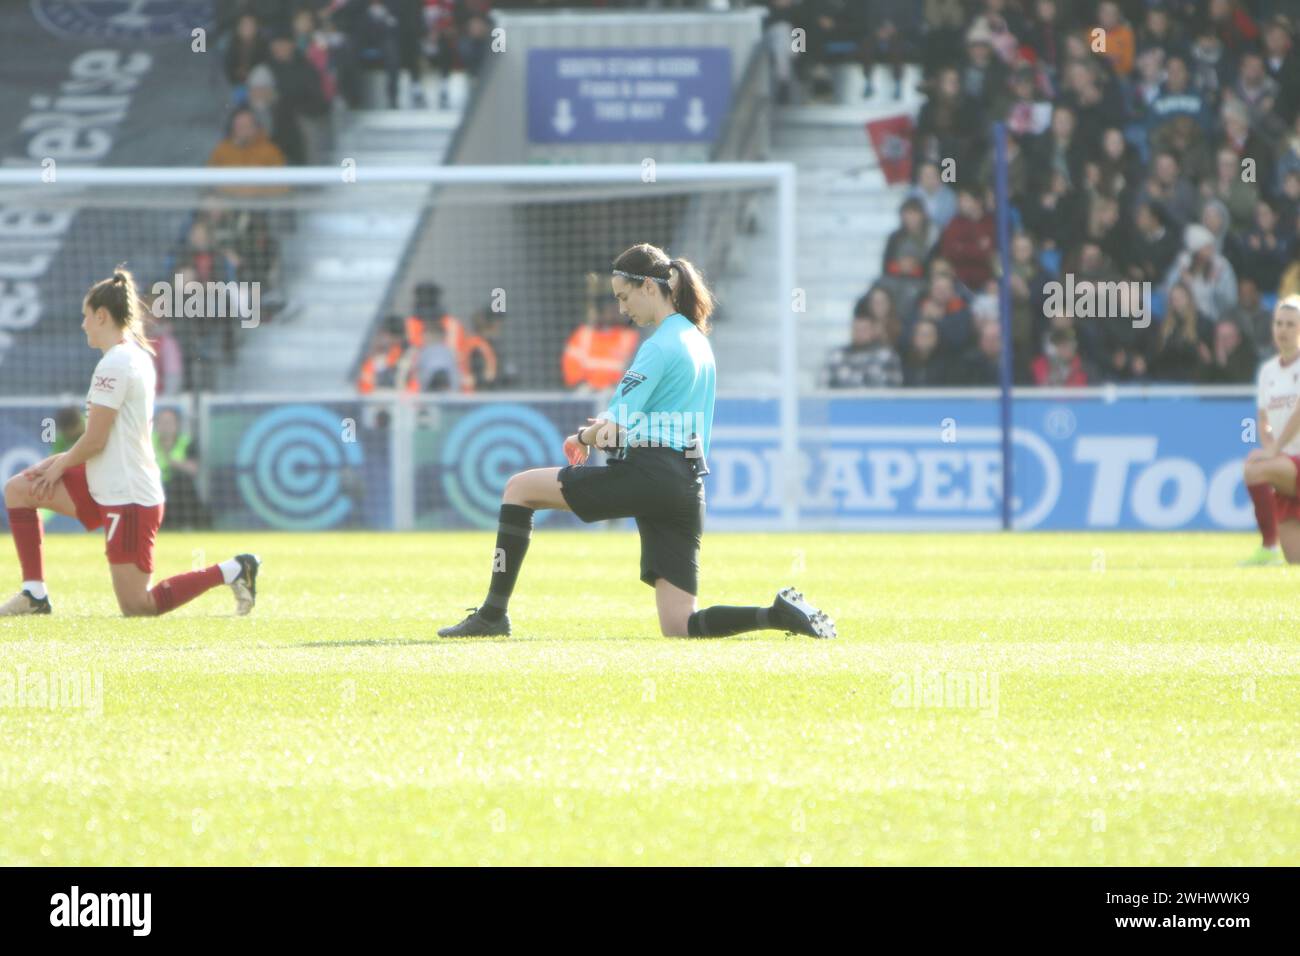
top-left (598, 311), bottom-right (716, 458)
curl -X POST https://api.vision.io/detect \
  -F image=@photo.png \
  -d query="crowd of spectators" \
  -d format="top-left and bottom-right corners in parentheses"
top-left (145, 3), bottom-right (500, 393)
top-left (146, 180), bottom-right (286, 390)
top-left (219, 1), bottom-right (496, 111)
top-left (355, 282), bottom-right (644, 396)
top-left (763, 1), bottom-right (925, 104)
top-left (356, 282), bottom-right (517, 394)
top-left (820, 0), bottom-right (1300, 389)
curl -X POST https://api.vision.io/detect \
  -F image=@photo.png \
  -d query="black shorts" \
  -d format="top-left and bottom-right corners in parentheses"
top-left (558, 446), bottom-right (707, 595)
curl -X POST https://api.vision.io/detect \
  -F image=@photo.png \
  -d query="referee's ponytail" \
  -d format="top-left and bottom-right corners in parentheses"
top-left (667, 256), bottom-right (714, 335)
top-left (612, 243), bottom-right (715, 335)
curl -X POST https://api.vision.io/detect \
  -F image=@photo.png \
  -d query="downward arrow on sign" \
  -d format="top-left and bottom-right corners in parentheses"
top-left (553, 99), bottom-right (576, 136)
top-left (684, 97), bottom-right (708, 134)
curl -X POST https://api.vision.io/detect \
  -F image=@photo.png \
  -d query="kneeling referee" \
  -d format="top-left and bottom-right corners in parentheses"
top-left (438, 243), bottom-right (835, 639)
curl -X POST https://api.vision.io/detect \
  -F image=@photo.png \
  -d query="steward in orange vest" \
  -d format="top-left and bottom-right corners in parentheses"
top-left (563, 298), bottom-right (639, 389)
top-left (357, 315), bottom-right (418, 394)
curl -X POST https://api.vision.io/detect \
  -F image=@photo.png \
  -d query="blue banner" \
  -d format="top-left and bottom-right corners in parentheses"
top-left (526, 47), bottom-right (731, 143)
top-left (704, 395), bottom-right (1258, 531)
top-left (206, 401), bottom-right (392, 531)
top-left (0, 394), bottom-right (1263, 533)
top-left (414, 398), bottom-right (592, 530)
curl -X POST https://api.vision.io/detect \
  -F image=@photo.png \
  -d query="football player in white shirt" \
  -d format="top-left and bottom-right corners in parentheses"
top-left (1241, 295), bottom-right (1300, 565)
top-left (2, 268), bottom-right (260, 616)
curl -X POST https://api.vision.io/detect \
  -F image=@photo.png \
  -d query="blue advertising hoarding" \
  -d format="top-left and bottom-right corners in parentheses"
top-left (412, 398), bottom-right (591, 530)
top-left (526, 47), bottom-right (731, 143)
top-left (205, 401), bottom-right (392, 531)
top-left (704, 394), bottom-right (1256, 530)
top-left (0, 392), bottom-right (1264, 533)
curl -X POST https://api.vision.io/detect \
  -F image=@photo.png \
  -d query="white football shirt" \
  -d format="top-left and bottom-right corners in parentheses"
top-left (84, 340), bottom-right (166, 506)
top-left (1257, 353), bottom-right (1300, 456)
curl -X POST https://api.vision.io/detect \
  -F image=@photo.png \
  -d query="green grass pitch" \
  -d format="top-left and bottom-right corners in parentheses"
top-left (1, 530), bottom-right (1296, 865)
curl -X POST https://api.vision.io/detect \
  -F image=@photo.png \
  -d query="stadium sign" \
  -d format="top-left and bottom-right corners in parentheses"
top-left (0, 6), bottom-right (228, 394)
top-left (526, 47), bottom-right (731, 143)
top-left (31, 1), bottom-right (211, 43)
top-left (705, 394), bottom-right (1257, 531)
top-left (0, 48), bottom-right (154, 387)
top-left (709, 423), bottom-right (1059, 529)
top-left (0, 392), bottom-right (1262, 534)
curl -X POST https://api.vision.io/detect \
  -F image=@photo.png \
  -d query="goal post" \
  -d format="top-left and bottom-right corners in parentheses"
top-left (0, 162), bottom-right (801, 530)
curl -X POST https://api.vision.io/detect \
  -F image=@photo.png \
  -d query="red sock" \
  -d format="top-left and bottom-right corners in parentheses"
top-left (7, 507), bottom-right (44, 582)
top-left (150, 565), bottom-right (223, 615)
top-left (1248, 482), bottom-right (1278, 548)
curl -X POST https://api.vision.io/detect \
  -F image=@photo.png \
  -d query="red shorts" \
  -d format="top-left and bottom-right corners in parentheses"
top-left (61, 464), bottom-right (164, 573)
top-left (1275, 455), bottom-right (1300, 524)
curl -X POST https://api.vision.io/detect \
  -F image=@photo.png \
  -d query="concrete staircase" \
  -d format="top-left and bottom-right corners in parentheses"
top-left (218, 108), bottom-right (460, 391)
top-left (710, 64), bottom-right (923, 392)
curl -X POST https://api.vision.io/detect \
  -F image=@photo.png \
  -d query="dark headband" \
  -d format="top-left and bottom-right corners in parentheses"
top-left (612, 268), bottom-right (670, 287)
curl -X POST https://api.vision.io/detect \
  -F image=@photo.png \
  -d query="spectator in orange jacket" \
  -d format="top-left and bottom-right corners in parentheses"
top-left (563, 295), bottom-right (639, 391)
top-left (1091, 2), bottom-right (1136, 78)
top-left (207, 108), bottom-right (287, 197)
top-left (357, 315), bottom-right (417, 394)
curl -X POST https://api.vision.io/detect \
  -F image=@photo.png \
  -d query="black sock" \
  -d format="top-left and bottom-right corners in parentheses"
top-left (687, 605), bottom-right (772, 637)
top-left (479, 504), bottom-right (533, 621)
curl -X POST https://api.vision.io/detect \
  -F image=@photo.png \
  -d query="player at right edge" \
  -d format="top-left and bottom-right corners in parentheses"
top-left (1242, 295), bottom-right (1300, 565)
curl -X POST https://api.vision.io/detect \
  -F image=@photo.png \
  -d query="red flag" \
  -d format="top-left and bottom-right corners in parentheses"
top-left (865, 114), bottom-right (914, 185)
